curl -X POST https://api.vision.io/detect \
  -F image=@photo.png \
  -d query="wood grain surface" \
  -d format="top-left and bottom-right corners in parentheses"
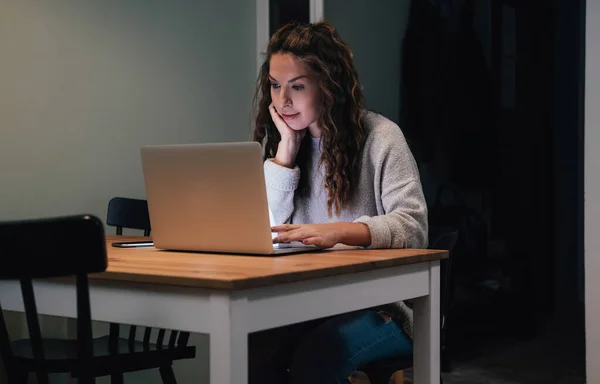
top-left (88, 236), bottom-right (447, 290)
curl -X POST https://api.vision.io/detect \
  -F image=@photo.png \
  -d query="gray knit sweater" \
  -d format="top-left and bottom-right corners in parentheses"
top-left (263, 111), bottom-right (429, 338)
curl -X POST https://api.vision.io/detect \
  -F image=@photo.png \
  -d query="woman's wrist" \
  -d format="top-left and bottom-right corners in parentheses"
top-left (338, 222), bottom-right (372, 247)
top-left (274, 139), bottom-right (299, 168)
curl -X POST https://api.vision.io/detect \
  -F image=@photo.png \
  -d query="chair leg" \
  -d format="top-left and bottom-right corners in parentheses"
top-left (441, 345), bottom-right (452, 373)
top-left (158, 365), bottom-right (177, 384)
top-left (110, 373), bottom-right (124, 384)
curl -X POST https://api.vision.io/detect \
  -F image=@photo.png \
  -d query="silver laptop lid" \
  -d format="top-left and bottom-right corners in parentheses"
top-left (140, 142), bottom-right (275, 254)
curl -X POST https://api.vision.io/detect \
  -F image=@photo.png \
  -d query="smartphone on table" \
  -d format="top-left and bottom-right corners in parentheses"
top-left (111, 241), bottom-right (154, 248)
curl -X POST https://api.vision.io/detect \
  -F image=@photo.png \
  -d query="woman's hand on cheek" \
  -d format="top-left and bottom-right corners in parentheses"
top-left (269, 102), bottom-right (305, 142)
top-left (269, 102), bottom-right (306, 168)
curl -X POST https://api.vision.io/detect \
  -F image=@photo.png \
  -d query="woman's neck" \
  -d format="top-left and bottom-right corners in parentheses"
top-left (307, 122), bottom-right (321, 138)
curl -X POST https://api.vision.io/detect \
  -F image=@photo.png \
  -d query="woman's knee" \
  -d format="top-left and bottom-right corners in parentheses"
top-left (288, 312), bottom-right (366, 383)
top-left (288, 310), bottom-right (411, 384)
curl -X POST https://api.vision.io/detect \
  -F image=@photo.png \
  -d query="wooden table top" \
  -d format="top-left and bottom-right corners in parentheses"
top-left (89, 235), bottom-right (448, 290)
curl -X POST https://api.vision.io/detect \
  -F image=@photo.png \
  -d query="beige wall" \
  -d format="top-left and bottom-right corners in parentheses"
top-left (586, 1), bottom-right (599, 382)
top-left (0, 1), bottom-right (257, 383)
top-left (0, 0), bottom-right (256, 224)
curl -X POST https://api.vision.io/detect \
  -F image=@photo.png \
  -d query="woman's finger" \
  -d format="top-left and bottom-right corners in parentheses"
top-left (301, 237), bottom-right (321, 246)
top-left (272, 235), bottom-right (286, 243)
top-left (271, 224), bottom-right (300, 232)
top-left (268, 103), bottom-right (285, 124)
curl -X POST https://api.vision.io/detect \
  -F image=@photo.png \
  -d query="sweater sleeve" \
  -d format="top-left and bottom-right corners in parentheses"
top-left (354, 123), bottom-right (429, 249)
top-left (263, 159), bottom-right (301, 225)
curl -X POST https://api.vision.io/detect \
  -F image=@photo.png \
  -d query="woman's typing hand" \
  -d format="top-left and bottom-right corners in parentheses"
top-left (271, 222), bottom-right (372, 248)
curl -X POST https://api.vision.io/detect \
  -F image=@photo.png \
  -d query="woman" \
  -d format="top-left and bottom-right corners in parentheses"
top-left (251, 20), bottom-right (428, 384)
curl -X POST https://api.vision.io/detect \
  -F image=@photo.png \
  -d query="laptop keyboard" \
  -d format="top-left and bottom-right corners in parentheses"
top-left (273, 241), bottom-right (317, 249)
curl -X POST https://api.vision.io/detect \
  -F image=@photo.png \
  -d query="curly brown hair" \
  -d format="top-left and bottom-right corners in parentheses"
top-left (252, 21), bottom-right (367, 216)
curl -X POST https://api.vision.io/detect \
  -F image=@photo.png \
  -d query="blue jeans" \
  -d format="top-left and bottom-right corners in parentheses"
top-left (249, 309), bottom-right (413, 384)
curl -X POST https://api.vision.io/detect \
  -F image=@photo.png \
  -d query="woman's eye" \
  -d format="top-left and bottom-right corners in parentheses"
top-left (292, 85), bottom-right (305, 91)
top-left (270, 83), bottom-right (280, 89)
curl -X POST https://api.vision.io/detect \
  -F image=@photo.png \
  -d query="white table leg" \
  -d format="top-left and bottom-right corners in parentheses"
top-left (209, 293), bottom-right (248, 384)
top-left (412, 261), bottom-right (441, 384)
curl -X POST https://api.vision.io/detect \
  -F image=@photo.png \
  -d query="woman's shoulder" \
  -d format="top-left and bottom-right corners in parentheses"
top-left (360, 110), bottom-right (420, 176)
top-left (362, 110), bottom-right (409, 148)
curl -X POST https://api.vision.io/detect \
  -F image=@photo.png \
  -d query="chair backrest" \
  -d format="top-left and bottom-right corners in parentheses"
top-left (0, 214), bottom-right (107, 384)
top-left (106, 198), bottom-right (190, 349)
top-left (106, 197), bottom-right (151, 236)
top-left (429, 230), bottom-right (459, 252)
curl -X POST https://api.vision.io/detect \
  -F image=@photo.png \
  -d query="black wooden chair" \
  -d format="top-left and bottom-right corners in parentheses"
top-left (0, 214), bottom-right (107, 384)
top-left (359, 229), bottom-right (459, 384)
top-left (107, 197), bottom-right (151, 236)
top-left (104, 197), bottom-right (195, 384)
top-left (0, 214), bottom-right (196, 384)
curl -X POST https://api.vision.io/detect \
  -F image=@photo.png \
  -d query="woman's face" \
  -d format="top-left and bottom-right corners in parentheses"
top-left (269, 53), bottom-right (321, 136)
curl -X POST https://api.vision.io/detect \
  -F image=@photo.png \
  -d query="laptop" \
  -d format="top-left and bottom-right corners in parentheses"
top-left (140, 141), bottom-right (321, 255)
